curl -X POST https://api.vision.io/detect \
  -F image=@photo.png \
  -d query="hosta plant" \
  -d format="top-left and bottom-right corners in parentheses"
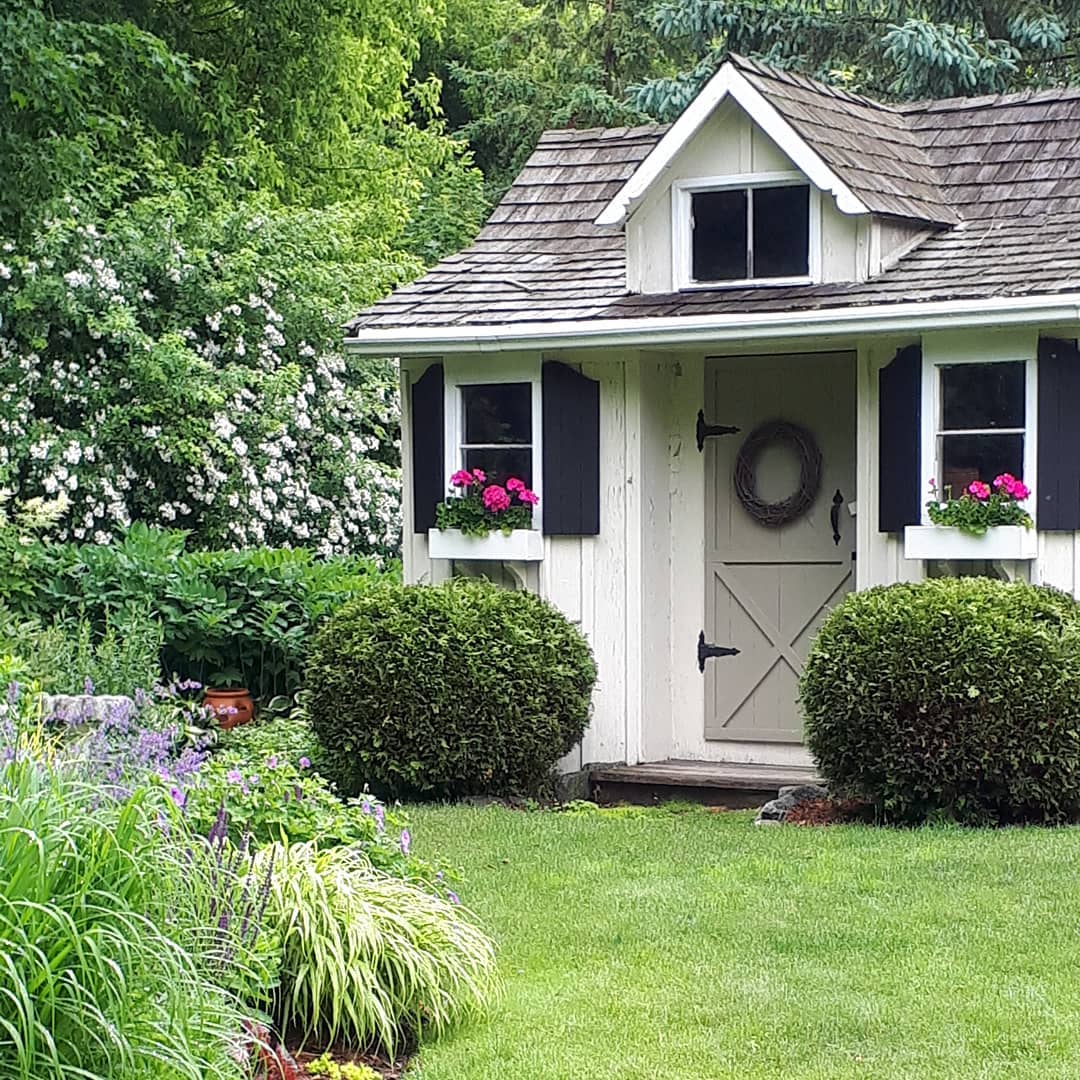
top-left (434, 468), bottom-right (538, 537)
top-left (926, 473), bottom-right (1033, 535)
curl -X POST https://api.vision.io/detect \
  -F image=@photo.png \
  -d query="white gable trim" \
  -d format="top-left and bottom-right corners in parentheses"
top-left (594, 63), bottom-right (870, 227)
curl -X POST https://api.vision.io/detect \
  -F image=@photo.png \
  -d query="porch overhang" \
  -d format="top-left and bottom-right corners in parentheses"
top-left (343, 293), bottom-right (1080, 357)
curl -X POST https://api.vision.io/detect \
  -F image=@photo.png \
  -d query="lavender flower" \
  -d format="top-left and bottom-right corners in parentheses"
top-left (374, 804), bottom-right (385, 832)
top-left (399, 828), bottom-right (411, 856)
top-left (298, 756), bottom-right (310, 770)
top-left (447, 891), bottom-right (460, 905)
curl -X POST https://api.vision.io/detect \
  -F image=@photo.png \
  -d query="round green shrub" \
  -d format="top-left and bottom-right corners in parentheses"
top-left (800, 578), bottom-right (1080, 823)
top-left (307, 580), bottom-right (597, 798)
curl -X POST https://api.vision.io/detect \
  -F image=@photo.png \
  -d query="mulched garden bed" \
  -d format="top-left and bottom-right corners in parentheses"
top-left (784, 797), bottom-right (873, 826)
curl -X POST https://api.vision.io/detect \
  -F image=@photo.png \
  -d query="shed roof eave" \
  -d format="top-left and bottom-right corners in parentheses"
top-left (343, 293), bottom-right (1080, 357)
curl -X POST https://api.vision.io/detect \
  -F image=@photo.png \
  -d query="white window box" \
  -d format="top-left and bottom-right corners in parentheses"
top-left (428, 528), bottom-right (544, 562)
top-left (904, 525), bottom-right (1037, 561)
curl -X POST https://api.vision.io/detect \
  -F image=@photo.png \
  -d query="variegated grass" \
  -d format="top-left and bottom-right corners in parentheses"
top-left (261, 841), bottom-right (497, 1054)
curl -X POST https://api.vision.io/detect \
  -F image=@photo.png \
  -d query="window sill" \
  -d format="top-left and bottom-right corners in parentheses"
top-left (428, 528), bottom-right (544, 562)
top-left (903, 524), bottom-right (1037, 561)
top-left (677, 275), bottom-right (814, 292)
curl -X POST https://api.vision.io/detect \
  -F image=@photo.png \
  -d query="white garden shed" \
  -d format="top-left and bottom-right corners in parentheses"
top-left (345, 55), bottom-right (1080, 778)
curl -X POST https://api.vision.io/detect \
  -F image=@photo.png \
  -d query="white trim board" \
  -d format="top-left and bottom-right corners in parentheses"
top-left (344, 294), bottom-right (1080, 356)
top-left (594, 62), bottom-right (869, 228)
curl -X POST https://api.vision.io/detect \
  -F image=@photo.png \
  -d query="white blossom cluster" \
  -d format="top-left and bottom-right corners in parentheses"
top-left (0, 206), bottom-right (402, 559)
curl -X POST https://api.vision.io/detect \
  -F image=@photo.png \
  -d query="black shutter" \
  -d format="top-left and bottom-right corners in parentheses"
top-left (410, 363), bottom-right (444, 533)
top-left (1037, 337), bottom-right (1080, 531)
top-left (878, 344), bottom-right (922, 533)
top-left (542, 361), bottom-right (600, 535)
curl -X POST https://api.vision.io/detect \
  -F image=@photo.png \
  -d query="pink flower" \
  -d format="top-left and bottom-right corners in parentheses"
top-left (966, 481), bottom-right (991, 501)
top-left (993, 473), bottom-right (1030, 500)
top-left (482, 484), bottom-right (511, 512)
top-left (517, 488), bottom-right (539, 506)
top-left (505, 477), bottom-right (525, 492)
top-left (1011, 481), bottom-right (1030, 500)
top-left (471, 468), bottom-right (486, 483)
top-left (449, 469), bottom-right (474, 488)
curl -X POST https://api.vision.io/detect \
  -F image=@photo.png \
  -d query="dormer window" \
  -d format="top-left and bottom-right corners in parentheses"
top-left (673, 172), bottom-right (819, 289)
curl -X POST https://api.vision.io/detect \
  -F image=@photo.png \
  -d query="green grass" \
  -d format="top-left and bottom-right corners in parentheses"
top-left (404, 804), bottom-right (1080, 1080)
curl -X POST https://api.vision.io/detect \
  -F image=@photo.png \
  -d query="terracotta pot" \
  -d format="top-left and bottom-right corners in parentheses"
top-left (204, 688), bottom-right (255, 730)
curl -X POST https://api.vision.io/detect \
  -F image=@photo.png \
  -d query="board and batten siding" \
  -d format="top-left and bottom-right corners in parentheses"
top-left (401, 352), bottom-right (641, 770)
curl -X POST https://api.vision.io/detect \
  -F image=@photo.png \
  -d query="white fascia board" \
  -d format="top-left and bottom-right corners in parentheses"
top-left (594, 63), bottom-right (870, 228)
top-left (343, 294), bottom-right (1080, 357)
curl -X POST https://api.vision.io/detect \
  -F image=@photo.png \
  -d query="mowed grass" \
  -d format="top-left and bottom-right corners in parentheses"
top-left (405, 804), bottom-right (1080, 1080)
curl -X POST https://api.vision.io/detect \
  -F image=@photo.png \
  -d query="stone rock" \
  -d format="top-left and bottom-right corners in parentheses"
top-left (754, 783), bottom-right (829, 825)
top-left (40, 694), bottom-right (136, 725)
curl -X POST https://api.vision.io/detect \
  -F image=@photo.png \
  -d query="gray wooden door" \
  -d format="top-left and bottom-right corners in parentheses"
top-left (704, 353), bottom-right (855, 743)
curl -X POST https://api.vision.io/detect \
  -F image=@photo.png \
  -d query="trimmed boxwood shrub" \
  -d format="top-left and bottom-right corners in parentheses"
top-left (307, 580), bottom-right (597, 798)
top-left (800, 578), bottom-right (1080, 823)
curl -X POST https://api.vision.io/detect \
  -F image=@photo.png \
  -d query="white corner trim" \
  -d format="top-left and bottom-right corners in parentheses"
top-left (343, 294), bottom-right (1080, 357)
top-left (594, 63), bottom-right (870, 228)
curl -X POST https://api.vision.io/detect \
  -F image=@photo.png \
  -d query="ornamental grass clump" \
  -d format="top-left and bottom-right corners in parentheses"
top-left (0, 745), bottom-right (255, 1079)
top-left (307, 579), bottom-right (596, 798)
top-left (259, 841), bottom-right (496, 1054)
top-left (800, 578), bottom-right (1080, 824)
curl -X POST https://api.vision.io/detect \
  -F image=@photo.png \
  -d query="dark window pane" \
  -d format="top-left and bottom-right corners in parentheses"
top-left (465, 448), bottom-right (533, 488)
top-left (463, 383), bottom-right (531, 444)
top-left (692, 189), bottom-right (747, 281)
top-left (753, 185), bottom-right (810, 278)
top-left (940, 433), bottom-right (1024, 496)
top-left (941, 363), bottom-right (1025, 430)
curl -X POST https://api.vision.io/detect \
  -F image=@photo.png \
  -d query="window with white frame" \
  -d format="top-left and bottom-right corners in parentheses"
top-left (675, 173), bottom-right (816, 288)
top-left (459, 382), bottom-right (534, 486)
top-left (927, 358), bottom-right (1035, 504)
top-left (444, 361), bottom-right (544, 529)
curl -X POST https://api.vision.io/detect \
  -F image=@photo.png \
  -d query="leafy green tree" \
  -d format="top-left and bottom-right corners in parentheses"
top-left (634, 0), bottom-right (1080, 119)
top-left (434, 0), bottom-right (679, 197)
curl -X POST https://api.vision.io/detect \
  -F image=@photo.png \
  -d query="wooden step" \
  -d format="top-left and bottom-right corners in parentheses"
top-left (590, 759), bottom-right (822, 808)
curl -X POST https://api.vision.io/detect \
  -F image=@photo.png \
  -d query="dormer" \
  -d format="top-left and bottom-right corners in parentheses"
top-left (596, 56), bottom-right (957, 297)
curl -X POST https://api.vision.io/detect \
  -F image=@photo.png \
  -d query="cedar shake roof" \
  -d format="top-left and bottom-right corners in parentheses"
top-left (346, 57), bottom-right (1080, 335)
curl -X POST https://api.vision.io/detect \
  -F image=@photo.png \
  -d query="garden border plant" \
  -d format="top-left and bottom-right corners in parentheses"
top-left (307, 579), bottom-right (596, 799)
top-left (800, 577), bottom-right (1080, 823)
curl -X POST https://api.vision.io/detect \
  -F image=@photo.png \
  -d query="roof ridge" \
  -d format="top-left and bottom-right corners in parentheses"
top-left (725, 52), bottom-right (905, 117)
top-left (900, 82), bottom-right (1080, 113)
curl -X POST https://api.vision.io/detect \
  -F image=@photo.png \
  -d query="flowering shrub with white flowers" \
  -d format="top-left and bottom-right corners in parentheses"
top-left (0, 191), bottom-right (413, 559)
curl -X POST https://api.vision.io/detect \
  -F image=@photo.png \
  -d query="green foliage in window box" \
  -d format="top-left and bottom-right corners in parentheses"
top-left (434, 469), bottom-right (537, 537)
top-left (925, 474), bottom-right (1033, 535)
top-left (800, 579), bottom-right (1080, 824)
top-left (307, 580), bottom-right (596, 799)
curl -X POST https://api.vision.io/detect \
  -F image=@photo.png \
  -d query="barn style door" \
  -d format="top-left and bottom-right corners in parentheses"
top-left (703, 353), bottom-right (856, 743)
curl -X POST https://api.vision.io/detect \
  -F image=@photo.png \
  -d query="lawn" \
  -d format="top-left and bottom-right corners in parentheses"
top-left (405, 804), bottom-right (1080, 1080)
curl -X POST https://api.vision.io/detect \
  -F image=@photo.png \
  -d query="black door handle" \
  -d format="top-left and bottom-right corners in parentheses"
top-left (831, 490), bottom-right (843, 546)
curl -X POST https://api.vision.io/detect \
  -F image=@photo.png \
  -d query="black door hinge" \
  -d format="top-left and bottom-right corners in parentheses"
top-left (698, 630), bottom-right (740, 673)
top-left (696, 410), bottom-right (740, 452)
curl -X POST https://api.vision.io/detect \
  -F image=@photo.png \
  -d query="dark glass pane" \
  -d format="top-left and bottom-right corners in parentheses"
top-left (940, 433), bottom-right (1024, 496)
top-left (463, 383), bottom-right (531, 444)
top-left (692, 189), bottom-right (747, 281)
top-left (941, 363), bottom-right (1025, 430)
top-left (753, 185), bottom-right (810, 278)
top-left (465, 448), bottom-right (533, 488)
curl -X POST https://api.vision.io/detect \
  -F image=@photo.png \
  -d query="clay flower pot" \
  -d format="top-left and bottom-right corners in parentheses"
top-left (204, 688), bottom-right (255, 730)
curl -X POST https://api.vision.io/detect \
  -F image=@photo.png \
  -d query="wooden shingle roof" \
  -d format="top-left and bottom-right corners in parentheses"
top-left (346, 59), bottom-right (1080, 336)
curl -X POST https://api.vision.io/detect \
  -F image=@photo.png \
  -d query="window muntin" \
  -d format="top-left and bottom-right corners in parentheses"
top-left (936, 361), bottom-right (1026, 497)
top-left (460, 382), bottom-right (533, 487)
top-left (690, 182), bottom-right (810, 284)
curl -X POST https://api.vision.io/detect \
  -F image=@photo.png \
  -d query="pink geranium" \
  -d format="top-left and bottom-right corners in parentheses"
top-left (966, 480), bottom-right (991, 501)
top-left (505, 477), bottom-right (525, 492)
top-left (482, 484), bottom-right (511, 512)
top-left (471, 468), bottom-right (486, 483)
top-left (449, 469), bottom-right (474, 488)
top-left (993, 473), bottom-right (1030, 500)
top-left (517, 488), bottom-right (539, 505)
